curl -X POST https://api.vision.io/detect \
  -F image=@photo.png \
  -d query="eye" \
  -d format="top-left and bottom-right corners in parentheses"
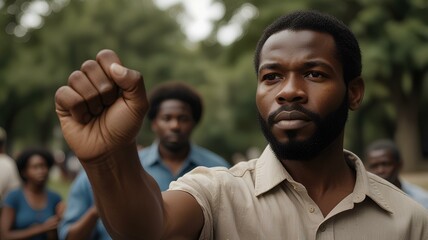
top-left (261, 73), bottom-right (282, 82)
top-left (178, 115), bottom-right (192, 122)
top-left (159, 115), bottom-right (171, 121)
top-left (305, 71), bottom-right (326, 80)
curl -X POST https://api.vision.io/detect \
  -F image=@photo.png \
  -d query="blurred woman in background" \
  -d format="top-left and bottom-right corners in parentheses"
top-left (0, 148), bottom-right (64, 240)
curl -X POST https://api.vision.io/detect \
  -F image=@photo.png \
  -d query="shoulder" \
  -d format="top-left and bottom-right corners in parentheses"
top-left (4, 188), bottom-right (22, 198)
top-left (367, 172), bottom-right (428, 214)
top-left (138, 143), bottom-right (156, 157)
top-left (138, 144), bottom-right (158, 166)
top-left (3, 188), bottom-right (23, 205)
top-left (71, 170), bottom-right (91, 188)
top-left (170, 158), bottom-right (257, 192)
top-left (190, 145), bottom-right (231, 168)
top-left (0, 155), bottom-right (15, 168)
top-left (401, 181), bottom-right (428, 208)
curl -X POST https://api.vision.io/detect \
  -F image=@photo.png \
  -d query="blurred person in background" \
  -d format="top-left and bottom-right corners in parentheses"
top-left (0, 148), bottom-right (65, 240)
top-left (0, 127), bottom-right (21, 210)
top-left (365, 139), bottom-right (428, 208)
top-left (58, 81), bottom-right (230, 240)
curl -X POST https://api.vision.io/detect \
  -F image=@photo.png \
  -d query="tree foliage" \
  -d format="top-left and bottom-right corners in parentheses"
top-left (1, 0), bottom-right (427, 169)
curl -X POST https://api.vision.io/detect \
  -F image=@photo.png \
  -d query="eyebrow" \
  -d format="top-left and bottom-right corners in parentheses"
top-left (303, 60), bottom-right (335, 73)
top-left (258, 63), bottom-right (283, 75)
top-left (258, 60), bottom-right (336, 75)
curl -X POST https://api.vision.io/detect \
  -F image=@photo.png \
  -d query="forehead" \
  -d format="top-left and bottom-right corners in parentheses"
top-left (158, 99), bottom-right (192, 115)
top-left (366, 149), bottom-right (394, 162)
top-left (27, 154), bottom-right (46, 166)
top-left (259, 30), bottom-right (341, 72)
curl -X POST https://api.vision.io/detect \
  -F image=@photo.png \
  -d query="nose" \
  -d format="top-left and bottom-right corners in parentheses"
top-left (275, 73), bottom-right (307, 104)
top-left (168, 119), bottom-right (180, 130)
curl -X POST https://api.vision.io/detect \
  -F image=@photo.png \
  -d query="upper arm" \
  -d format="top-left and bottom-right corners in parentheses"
top-left (161, 190), bottom-right (204, 240)
top-left (0, 207), bottom-right (16, 236)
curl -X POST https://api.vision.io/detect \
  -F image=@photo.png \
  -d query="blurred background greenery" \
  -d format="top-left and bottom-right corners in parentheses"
top-left (1, 0), bottom-right (428, 176)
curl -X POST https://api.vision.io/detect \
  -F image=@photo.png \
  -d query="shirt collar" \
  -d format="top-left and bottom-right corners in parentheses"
top-left (254, 146), bottom-right (393, 214)
top-left (254, 145), bottom-right (291, 196)
top-left (344, 150), bottom-right (393, 213)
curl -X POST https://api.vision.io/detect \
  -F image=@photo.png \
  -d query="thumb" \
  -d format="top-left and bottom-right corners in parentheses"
top-left (109, 63), bottom-right (147, 105)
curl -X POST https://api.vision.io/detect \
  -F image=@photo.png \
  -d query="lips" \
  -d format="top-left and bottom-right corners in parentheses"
top-left (273, 110), bottom-right (311, 122)
top-left (272, 110), bottom-right (311, 130)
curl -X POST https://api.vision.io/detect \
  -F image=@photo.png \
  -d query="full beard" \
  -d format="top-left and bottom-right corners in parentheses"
top-left (258, 92), bottom-right (349, 161)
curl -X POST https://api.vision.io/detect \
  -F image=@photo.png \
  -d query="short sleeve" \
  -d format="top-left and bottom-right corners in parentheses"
top-left (3, 189), bottom-right (20, 209)
top-left (169, 167), bottom-right (223, 240)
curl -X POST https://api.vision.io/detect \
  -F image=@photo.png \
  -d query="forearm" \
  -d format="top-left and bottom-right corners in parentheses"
top-left (82, 143), bottom-right (165, 239)
top-left (2, 225), bottom-right (50, 240)
top-left (65, 207), bottom-right (99, 240)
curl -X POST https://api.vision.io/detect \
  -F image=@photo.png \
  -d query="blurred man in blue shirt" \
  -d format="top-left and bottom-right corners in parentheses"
top-left (59, 82), bottom-right (230, 240)
top-left (365, 139), bottom-right (428, 209)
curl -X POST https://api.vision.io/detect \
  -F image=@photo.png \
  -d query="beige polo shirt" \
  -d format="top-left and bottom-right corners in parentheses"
top-left (169, 146), bottom-right (428, 240)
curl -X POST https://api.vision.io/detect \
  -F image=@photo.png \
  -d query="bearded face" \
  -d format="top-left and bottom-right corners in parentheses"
top-left (258, 93), bottom-right (348, 161)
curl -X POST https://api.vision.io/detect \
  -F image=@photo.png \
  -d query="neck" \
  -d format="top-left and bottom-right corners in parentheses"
top-left (158, 143), bottom-right (190, 163)
top-left (281, 137), bottom-right (356, 216)
top-left (392, 178), bottom-right (402, 189)
top-left (24, 182), bottom-right (46, 194)
top-left (158, 143), bottom-right (191, 176)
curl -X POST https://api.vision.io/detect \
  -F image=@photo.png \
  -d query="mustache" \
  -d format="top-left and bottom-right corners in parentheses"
top-left (267, 104), bottom-right (321, 126)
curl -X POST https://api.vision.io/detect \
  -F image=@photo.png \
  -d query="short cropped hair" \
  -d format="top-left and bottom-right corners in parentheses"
top-left (254, 10), bottom-right (362, 85)
top-left (364, 139), bottom-right (401, 163)
top-left (147, 82), bottom-right (203, 124)
top-left (16, 148), bottom-right (55, 183)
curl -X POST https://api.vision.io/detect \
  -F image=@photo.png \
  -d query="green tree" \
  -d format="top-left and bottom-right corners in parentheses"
top-left (0, 0), bottom-right (193, 154)
top-left (351, 0), bottom-right (428, 170)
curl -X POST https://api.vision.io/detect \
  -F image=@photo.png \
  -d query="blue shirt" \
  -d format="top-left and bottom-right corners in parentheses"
top-left (401, 180), bottom-right (428, 209)
top-left (139, 142), bottom-right (230, 191)
top-left (58, 171), bottom-right (111, 240)
top-left (59, 143), bottom-right (230, 240)
top-left (3, 188), bottom-right (62, 240)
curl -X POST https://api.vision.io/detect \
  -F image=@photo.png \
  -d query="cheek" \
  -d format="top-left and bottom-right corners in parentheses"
top-left (256, 88), bottom-right (275, 119)
top-left (182, 124), bottom-right (194, 135)
top-left (311, 86), bottom-right (346, 116)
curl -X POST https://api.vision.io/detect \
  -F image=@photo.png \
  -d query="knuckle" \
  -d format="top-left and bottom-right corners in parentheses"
top-left (96, 49), bottom-right (115, 61)
top-left (54, 86), bottom-right (69, 103)
top-left (81, 60), bottom-right (98, 72)
top-left (68, 71), bottom-right (84, 86)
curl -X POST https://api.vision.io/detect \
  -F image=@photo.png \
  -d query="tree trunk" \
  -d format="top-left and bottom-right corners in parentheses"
top-left (394, 102), bottom-right (425, 172)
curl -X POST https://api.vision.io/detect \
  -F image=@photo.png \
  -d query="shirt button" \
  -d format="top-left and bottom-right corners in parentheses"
top-left (319, 225), bottom-right (326, 232)
top-left (309, 206), bottom-right (315, 213)
top-left (354, 194), bottom-right (362, 201)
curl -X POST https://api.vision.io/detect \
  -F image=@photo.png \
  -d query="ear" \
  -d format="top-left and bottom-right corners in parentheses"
top-left (347, 77), bottom-right (364, 111)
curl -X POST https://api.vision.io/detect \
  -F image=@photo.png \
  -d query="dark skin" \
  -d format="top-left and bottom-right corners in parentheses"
top-left (65, 100), bottom-right (196, 240)
top-left (54, 29), bottom-right (364, 238)
top-left (151, 99), bottom-right (196, 175)
top-left (257, 30), bottom-right (363, 216)
top-left (0, 155), bottom-right (65, 240)
top-left (365, 149), bottom-right (402, 188)
top-left (65, 205), bottom-right (99, 240)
